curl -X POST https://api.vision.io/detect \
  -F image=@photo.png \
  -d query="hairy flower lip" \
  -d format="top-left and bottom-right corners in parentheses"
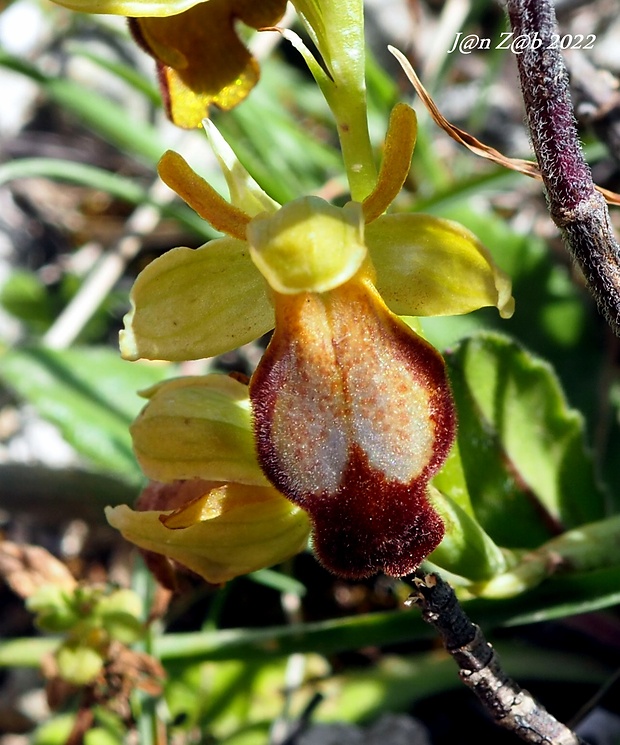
top-left (249, 272), bottom-right (456, 578)
top-left (303, 446), bottom-right (447, 578)
top-left (115, 105), bottom-right (514, 581)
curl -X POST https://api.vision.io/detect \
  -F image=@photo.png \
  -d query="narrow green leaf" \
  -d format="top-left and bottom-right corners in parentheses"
top-left (0, 346), bottom-right (172, 480)
top-left (4, 565), bottom-right (620, 670)
top-left (248, 569), bottom-right (307, 597)
top-left (0, 51), bottom-right (163, 164)
top-left (322, 645), bottom-right (608, 724)
top-left (154, 565), bottom-right (620, 662)
top-left (0, 159), bottom-right (215, 239)
top-left (69, 46), bottom-right (161, 106)
top-left (473, 514), bottom-right (620, 598)
top-left (0, 464), bottom-right (137, 519)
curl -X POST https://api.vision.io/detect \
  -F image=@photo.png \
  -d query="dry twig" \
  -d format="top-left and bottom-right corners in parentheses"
top-left (408, 572), bottom-right (589, 744)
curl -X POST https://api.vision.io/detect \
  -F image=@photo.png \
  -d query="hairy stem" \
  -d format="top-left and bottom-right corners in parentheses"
top-left (506, 0), bottom-right (620, 335)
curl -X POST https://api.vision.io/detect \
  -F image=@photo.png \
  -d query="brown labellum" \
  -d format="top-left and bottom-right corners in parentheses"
top-left (250, 274), bottom-right (456, 578)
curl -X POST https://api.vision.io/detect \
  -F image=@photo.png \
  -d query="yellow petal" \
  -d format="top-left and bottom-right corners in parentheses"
top-left (366, 214), bottom-right (515, 318)
top-left (247, 197), bottom-right (367, 294)
top-left (130, 375), bottom-right (269, 485)
top-left (120, 238), bottom-right (274, 361)
top-left (49, 0), bottom-right (206, 15)
top-left (105, 483), bottom-right (311, 584)
top-left (131, 0), bottom-right (288, 127)
top-left (362, 103), bottom-right (417, 223)
top-left (160, 486), bottom-right (227, 528)
top-left (158, 150), bottom-right (250, 239)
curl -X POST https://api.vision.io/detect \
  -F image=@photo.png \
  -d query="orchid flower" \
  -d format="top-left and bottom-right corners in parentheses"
top-left (113, 106), bottom-right (514, 579)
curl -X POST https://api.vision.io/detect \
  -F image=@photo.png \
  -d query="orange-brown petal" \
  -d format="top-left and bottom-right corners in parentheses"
top-left (249, 275), bottom-right (456, 578)
top-left (130, 0), bottom-right (287, 128)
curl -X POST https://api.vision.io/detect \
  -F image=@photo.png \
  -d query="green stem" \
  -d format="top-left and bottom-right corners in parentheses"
top-left (329, 91), bottom-right (377, 202)
top-left (293, 0), bottom-right (377, 201)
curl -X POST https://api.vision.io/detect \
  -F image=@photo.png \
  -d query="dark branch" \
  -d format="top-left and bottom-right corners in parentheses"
top-left (408, 572), bottom-right (589, 744)
top-left (506, 0), bottom-right (620, 336)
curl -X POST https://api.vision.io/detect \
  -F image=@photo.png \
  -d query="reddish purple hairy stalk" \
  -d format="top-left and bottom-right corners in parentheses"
top-left (507, 0), bottom-right (620, 336)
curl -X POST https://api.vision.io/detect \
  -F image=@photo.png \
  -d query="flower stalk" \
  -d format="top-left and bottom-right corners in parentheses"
top-left (289, 0), bottom-right (377, 199)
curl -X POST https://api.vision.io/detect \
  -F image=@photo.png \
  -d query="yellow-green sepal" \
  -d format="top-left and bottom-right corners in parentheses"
top-left (428, 486), bottom-right (513, 583)
top-left (105, 485), bottom-right (311, 584)
top-left (130, 375), bottom-right (269, 486)
top-left (120, 238), bottom-right (274, 361)
top-left (367, 213), bottom-right (515, 318)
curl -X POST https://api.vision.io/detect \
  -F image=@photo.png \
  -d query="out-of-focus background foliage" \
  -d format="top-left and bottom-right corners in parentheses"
top-left (1, 0), bottom-right (620, 743)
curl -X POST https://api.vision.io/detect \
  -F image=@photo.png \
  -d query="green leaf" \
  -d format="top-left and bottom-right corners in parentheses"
top-left (445, 332), bottom-right (606, 548)
top-left (421, 202), bottom-right (603, 427)
top-left (0, 269), bottom-right (56, 331)
top-left (166, 655), bottom-right (327, 740)
top-left (319, 645), bottom-right (608, 724)
top-left (33, 714), bottom-right (76, 745)
top-left (431, 439), bottom-right (474, 516)
top-left (56, 642), bottom-right (104, 685)
top-left (5, 565), bottom-right (620, 669)
top-left (27, 587), bottom-right (80, 633)
top-left (248, 569), bottom-right (307, 597)
top-left (85, 728), bottom-right (123, 745)
top-left (471, 513), bottom-right (620, 598)
top-left (0, 464), bottom-right (138, 519)
top-left (155, 564), bottom-right (620, 659)
top-left (0, 346), bottom-right (173, 481)
top-left (69, 45), bottom-right (161, 107)
top-left (97, 589), bottom-right (144, 644)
